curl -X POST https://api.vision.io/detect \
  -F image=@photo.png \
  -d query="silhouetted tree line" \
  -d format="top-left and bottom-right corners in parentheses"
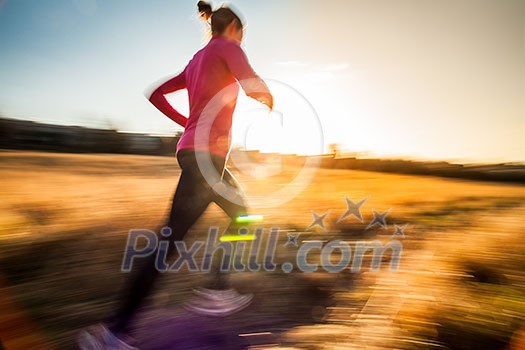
top-left (1, 118), bottom-right (523, 183)
top-left (0, 118), bottom-right (180, 156)
top-left (317, 156), bottom-right (525, 184)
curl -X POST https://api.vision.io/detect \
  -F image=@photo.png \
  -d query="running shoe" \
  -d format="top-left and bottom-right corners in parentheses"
top-left (185, 287), bottom-right (253, 316)
top-left (78, 324), bottom-right (138, 350)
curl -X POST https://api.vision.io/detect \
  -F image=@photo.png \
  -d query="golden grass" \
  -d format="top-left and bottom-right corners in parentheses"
top-left (1, 150), bottom-right (525, 349)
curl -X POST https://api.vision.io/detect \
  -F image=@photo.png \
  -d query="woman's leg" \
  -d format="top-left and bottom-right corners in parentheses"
top-left (108, 150), bottom-right (216, 335)
top-left (214, 166), bottom-right (249, 220)
top-left (209, 164), bottom-right (250, 289)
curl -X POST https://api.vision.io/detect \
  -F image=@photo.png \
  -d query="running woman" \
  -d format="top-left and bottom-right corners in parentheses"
top-left (78, 2), bottom-right (273, 349)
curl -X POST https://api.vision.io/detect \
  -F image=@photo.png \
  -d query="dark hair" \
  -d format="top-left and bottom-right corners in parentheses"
top-left (197, 1), bottom-right (243, 35)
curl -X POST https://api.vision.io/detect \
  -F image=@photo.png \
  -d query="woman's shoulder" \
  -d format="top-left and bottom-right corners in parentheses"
top-left (208, 36), bottom-right (242, 52)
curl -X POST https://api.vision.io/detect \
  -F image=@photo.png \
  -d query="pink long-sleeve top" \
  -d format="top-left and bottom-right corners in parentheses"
top-left (147, 35), bottom-right (271, 159)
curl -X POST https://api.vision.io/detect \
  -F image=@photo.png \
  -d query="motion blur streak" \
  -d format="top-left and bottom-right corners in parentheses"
top-left (1, 151), bottom-right (525, 348)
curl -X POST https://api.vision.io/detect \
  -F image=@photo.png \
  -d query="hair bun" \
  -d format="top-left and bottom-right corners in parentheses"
top-left (197, 1), bottom-right (213, 20)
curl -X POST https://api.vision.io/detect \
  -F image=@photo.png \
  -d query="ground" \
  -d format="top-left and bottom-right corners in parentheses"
top-left (1, 150), bottom-right (525, 349)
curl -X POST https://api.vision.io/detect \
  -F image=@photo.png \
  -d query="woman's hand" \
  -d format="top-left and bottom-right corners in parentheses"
top-left (254, 93), bottom-right (273, 111)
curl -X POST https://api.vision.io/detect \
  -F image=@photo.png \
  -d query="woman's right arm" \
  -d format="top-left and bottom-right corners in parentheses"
top-left (146, 69), bottom-right (189, 128)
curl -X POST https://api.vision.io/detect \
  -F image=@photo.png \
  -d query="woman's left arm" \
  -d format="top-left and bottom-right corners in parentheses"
top-left (146, 68), bottom-right (188, 128)
top-left (223, 43), bottom-right (273, 110)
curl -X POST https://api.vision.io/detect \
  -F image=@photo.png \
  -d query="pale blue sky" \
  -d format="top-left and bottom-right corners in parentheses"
top-left (1, 0), bottom-right (524, 161)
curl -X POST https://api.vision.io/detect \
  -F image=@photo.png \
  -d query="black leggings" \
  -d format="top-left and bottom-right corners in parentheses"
top-left (108, 150), bottom-right (248, 334)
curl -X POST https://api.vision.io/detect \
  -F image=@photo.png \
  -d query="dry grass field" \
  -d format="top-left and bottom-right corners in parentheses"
top-left (1, 150), bottom-right (525, 349)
